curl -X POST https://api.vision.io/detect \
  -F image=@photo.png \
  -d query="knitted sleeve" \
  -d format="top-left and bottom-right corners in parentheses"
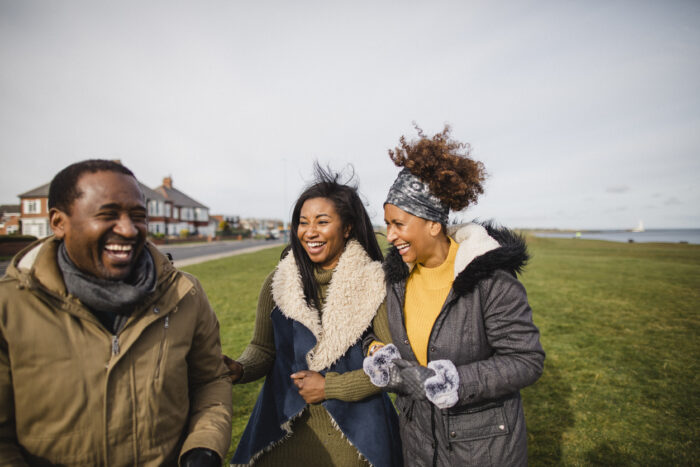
top-left (324, 301), bottom-right (388, 401)
top-left (361, 300), bottom-right (392, 355)
top-left (235, 271), bottom-right (277, 383)
top-left (324, 369), bottom-right (381, 402)
top-left (371, 301), bottom-right (392, 346)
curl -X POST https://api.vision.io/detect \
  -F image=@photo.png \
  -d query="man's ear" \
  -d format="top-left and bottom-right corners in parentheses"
top-left (344, 224), bottom-right (352, 239)
top-left (49, 208), bottom-right (67, 240)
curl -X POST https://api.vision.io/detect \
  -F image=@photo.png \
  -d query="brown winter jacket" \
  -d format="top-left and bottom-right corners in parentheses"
top-left (0, 237), bottom-right (232, 466)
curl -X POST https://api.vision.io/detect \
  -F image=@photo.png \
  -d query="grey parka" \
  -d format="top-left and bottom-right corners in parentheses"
top-left (377, 223), bottom-right (545, 467)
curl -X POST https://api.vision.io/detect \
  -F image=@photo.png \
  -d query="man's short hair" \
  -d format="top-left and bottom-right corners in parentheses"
top-left (48, 159), bottom-right (136, 213)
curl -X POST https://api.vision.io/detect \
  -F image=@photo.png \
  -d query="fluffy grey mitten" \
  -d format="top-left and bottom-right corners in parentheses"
top-left (424, 360), bottom-right (460, 409)
top-left (362, 344), bottom-right (401, 387)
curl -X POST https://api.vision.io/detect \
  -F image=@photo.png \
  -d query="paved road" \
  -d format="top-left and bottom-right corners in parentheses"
top-left (0, 239), bottom-right (286, 276)
top-left (157, 238), bottom-right (286, 267)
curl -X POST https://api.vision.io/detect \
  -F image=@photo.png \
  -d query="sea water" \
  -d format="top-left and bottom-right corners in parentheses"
top-left (533, 229), bottom-right (700, 245)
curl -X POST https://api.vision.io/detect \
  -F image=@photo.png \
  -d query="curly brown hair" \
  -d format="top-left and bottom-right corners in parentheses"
top-left (388, 123), bottom-right (487, 211)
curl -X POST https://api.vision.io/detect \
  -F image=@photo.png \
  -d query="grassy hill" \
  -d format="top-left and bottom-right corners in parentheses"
top-left (182, 235), bottom-right (700, 465)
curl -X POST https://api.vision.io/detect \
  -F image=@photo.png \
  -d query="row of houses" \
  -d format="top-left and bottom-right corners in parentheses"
top-left (5, 175), bottom-right (214, 238)
top-left (0, 205), bottom-right (20, 235)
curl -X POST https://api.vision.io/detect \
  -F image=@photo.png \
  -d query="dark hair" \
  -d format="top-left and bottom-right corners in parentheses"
top-left (49, 159), bottom-right (136, 213)
top-left (389, 123), bottom-right (487, 211)
top-left (289, 163), bottom-right (382, 310)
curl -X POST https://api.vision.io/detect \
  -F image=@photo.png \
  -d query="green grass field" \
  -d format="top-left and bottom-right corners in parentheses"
top-left (183, 236), bottom-right (700, 465)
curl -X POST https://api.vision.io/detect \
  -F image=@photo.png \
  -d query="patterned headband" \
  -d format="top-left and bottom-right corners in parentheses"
top-left (384, 168), bottom-right (449, 224)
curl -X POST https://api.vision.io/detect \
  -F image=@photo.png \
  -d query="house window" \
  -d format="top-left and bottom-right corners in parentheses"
top-left (148, 201), bottom-right (165, 217)
top-left (165, 204), bottom-right (171, 218)
top-left (24, 199), bottom-right (40, 214)
top-left (148, 200), bottom-right (158, 217)
top-left (195, 208), bottom-right (209, 222)
top-left (173, 207), bottom-right (179, 219)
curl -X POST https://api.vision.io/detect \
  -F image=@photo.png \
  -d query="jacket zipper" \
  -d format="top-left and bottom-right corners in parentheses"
top-left (431, 404), bottom-right (439, 467)
top-left (396, 280), bottom-right (459, 465)
top-left (154, 315), bottom-right (169, 379)
top-left (110, 314), bottom-right (130, 357)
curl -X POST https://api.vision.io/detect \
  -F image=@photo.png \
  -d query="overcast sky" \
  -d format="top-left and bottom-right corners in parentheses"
top-left (1, 0), bottom-right (698, 230)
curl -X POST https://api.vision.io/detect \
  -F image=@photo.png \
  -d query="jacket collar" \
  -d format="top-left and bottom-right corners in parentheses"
top-left (384, 221), bottom-right (529, 296)
top-left (8, 236), bottom-right (189, 313)
top-left (272, 239), bottom-right (386, 372)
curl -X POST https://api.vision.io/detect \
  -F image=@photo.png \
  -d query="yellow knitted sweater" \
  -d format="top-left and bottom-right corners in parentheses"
top-left (404, 238), bottom-right (458, 365)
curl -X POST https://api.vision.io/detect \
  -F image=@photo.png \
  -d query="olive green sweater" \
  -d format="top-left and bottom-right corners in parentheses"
top-left (234, 267), bottom-right (382, 466)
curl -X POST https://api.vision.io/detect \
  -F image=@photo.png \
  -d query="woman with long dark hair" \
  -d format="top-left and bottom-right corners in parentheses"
top-left (363, 125), bottom-right (545, 466)
top-left (224, 165), bottom-right (402, 467)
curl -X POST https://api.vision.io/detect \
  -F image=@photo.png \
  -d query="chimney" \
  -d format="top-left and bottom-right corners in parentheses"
top-left (163, 176), bottom-right (173, 189)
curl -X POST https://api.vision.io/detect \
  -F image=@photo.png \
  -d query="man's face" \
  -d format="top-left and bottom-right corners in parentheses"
top-left (50, 170), bottom-right (148, 281)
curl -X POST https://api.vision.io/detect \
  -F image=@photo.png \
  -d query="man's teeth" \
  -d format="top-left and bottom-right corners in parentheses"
top-left (307, 242), bottom-right (325, 247)
top-left (396, 243), bottom-right (409, 251)
top-left (105, 244), bottom-right (133, 252)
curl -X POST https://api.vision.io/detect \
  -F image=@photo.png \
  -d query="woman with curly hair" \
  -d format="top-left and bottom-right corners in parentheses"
top-left (225, 165), bottom-right (402, 467)
top-left (363, 125), bottom-right (544, 466)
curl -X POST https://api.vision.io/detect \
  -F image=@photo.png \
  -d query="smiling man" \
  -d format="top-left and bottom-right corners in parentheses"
top-left (0, 160), bottom-right (232, 466)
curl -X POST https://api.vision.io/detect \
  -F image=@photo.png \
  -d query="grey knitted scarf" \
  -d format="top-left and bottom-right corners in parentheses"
top-left (58, 241), bottom-right (156, 315)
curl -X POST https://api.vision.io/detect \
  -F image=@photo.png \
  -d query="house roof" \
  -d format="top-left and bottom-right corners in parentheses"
top-left (155, 186), bottom-right (208, 209)
top-left (138, 182), bottom-right (165, 201)
top-left (0, 204), bottom-right (20, 214)
top-left (17, 176), bottom-right (207, 210)
top-left (19, 183), bottom-right (50, 198)
top-left (19, 181), bottom-right (166, 203)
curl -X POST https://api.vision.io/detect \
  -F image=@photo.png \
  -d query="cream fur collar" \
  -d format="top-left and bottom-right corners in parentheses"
top-left (447, 223), bottom-right (501, 278)
top-left (400, 223), bottom-right (500, 279)
top-left (271, 239), bottom-right (386, 372)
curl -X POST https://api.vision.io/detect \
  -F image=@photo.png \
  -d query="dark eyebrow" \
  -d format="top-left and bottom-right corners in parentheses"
top-left (97, 203), bottom-right (122, 210)
top-left (300, 213), bottom-right (331, 220)
top-left (98, 203), bottom-right (146, 211)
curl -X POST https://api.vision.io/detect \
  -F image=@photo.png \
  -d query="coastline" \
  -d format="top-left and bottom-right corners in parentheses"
top-left (530, 228), bottom-right (700, 245)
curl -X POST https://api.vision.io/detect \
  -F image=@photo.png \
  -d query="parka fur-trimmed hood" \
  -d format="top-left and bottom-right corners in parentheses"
top-left (384, 221), bottom-right (529, 297)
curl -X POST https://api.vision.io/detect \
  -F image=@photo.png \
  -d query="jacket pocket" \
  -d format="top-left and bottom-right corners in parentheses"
top-left (446, 401), bottom-right (510, 441)
top-left (445, 403), bottom-right (511, 467)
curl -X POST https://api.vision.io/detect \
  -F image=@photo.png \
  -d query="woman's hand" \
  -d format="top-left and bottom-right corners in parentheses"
top-left (368, 342), bottom-right (385, 356)
top-left (290, 370), bottom-right (326, 403)
top-left (222, 354), bottom-right (244, 383)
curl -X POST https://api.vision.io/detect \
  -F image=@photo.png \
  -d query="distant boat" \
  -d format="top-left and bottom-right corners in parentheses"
top-left (631, 220), bottom-right (645, 232)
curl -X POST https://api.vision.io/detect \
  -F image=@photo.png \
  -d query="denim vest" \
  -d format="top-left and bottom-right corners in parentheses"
top-left (232, 306), bottom-right (403, 467)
